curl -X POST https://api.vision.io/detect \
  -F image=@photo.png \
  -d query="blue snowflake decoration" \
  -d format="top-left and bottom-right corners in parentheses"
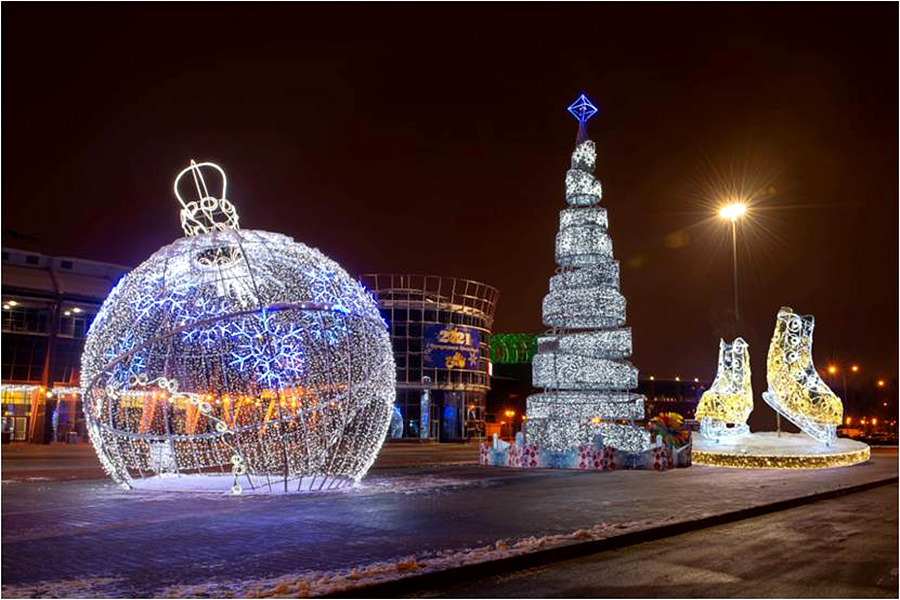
top-left (305, 265), bottom-right (376, 317)
top-left (128, 278), bottom-right (232, 348)
top-left (303, 311), bottom-right (349, 349)
top-left (305, 266), bottom-right (359, 313)
top-left (104, 329), bottom-right (147, 388)
top-left (229, 309), bottom-right (305, 388)
top-left (132, 280), bottom-right (192, 321)
top-left (567, 94), bottom-right (598, 124)
top-left (179, 294), bottom-right (232, 347)
top-left (88, 276), bottom-right (127, 339)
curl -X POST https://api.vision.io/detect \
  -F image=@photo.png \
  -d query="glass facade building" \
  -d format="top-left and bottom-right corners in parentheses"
top-left (1, 247), bottom-right (127, 443)
top-left (362, 274), bottom-right (499, 441)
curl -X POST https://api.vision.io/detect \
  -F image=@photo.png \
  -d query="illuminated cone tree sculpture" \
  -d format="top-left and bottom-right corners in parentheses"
top-left (525, 95), bottom-right (650, 453)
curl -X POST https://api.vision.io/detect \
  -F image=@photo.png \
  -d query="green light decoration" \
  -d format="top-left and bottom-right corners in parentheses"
top-left (490, 333), bottom-right (539, 364)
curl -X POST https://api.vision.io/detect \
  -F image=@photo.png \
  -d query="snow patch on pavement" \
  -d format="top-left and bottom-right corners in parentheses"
top-left (2, 576), bottom-right (125, 598)
top-left (158, 520), bottom-right (650, 598)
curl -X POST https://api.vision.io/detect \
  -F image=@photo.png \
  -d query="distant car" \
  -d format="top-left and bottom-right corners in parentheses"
top-left (863, 432), bottom-right (898, 445)
top-left (838, 427), bottom-right (863, 439)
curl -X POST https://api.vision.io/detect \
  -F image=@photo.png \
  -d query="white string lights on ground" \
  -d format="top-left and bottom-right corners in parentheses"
top-left (695, 337), bottom-right (752, 441)
top-left (525, 97), bottom-right (649, 454)
top-left (81, 161), bottom-right (396, 494)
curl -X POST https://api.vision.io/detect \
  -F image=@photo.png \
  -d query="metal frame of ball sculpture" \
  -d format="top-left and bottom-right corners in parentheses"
top-left (80, 161), bottom-right (396, 494)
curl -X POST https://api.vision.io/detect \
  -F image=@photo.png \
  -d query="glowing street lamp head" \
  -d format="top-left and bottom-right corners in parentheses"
top-left (719, 203), bottom-right (747, 221)
top-left (828, 365), bottom-right (838, 374)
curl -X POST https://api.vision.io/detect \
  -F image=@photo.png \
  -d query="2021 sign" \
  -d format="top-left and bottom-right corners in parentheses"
top-left (423, 324), bottom-right (480, 370)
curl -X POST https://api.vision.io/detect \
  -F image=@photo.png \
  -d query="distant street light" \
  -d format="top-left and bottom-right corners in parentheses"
top-left (826, 363), bottom-right (861, 405)
top-left (719, 202), bottom-right (746, 321)
top-left (503, 409), bottom-right (516, 438)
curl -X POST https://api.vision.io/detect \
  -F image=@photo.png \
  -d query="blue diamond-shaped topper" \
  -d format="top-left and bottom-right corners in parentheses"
top-left (567, 94), bottom-right (598, 124)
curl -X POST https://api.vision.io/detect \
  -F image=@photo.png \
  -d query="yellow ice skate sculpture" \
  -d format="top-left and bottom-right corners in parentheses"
top-left (763, 307), bottom-right (843, 445)
top-left (695, 337), bottom-right (752, 441)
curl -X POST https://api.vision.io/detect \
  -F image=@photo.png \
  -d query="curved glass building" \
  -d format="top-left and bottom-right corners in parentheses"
top-left (362, 274), bottom-right (499, 441)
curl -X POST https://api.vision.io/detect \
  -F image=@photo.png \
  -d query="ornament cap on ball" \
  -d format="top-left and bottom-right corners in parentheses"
top-left (173, 160), bottom-right (240, 237)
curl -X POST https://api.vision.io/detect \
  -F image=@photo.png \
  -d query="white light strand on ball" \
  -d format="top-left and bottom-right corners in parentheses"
top-left (132, 374), bottom-right (246, 494)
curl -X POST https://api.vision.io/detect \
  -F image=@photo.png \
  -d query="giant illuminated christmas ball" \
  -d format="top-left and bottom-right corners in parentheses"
top-left (80, 161), bottom-right (395, 494)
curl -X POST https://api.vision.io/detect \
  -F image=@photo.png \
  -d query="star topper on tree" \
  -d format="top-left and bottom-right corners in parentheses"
top-left (567, 93), bottom-right (599, 142)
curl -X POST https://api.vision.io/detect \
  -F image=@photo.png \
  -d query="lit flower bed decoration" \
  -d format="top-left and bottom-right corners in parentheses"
top-left (647, 412), bottom-right (690, 448)
top-left (80, 161), bottom-right (396, 494)
top-left (647, 412), bottom-right (692, 469)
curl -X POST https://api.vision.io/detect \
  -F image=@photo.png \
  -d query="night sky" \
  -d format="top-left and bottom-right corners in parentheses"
top-left (4, 5), bottom-right (897, 412)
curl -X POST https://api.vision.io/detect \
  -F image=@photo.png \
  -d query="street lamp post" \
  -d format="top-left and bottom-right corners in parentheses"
top-left (719, 203), bottom-right (746, 322)
top-left (504, 409), bottom-right (516, 440)
top-left (730, 217), bottom-right (739, 321)
top-left (830, 365), bottom-right (850, 404)
top-left (846, 366), bottom-right (857, 406)
top-left (828, 363), bottom-right (860, 419)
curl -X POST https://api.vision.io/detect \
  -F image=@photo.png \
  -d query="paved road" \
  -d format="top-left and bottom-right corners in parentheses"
top-left (415, 484), bottom-right (899, 598)
top-left (1, 449), bottom-right (895, 597)
top-left (0, 442), bottom-right (480, 482)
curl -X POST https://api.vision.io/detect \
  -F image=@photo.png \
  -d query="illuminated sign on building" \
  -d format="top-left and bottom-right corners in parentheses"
top-left (423, 324), bottom-right (480, 370)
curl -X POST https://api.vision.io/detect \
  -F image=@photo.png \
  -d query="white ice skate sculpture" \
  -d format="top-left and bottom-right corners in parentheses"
top-left (763, 307), bottom-right (843, 445)
top-left (695, 337), bottom-right (753, 442)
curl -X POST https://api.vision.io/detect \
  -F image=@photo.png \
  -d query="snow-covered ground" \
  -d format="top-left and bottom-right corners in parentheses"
top-left (157, 521), bottom-right (651, 599)
top-left (2, 449), bottom-right (895, 599)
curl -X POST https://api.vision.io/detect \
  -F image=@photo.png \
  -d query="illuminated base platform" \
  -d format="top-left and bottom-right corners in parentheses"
top-left (692, 431), bottom-right (870, 469)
